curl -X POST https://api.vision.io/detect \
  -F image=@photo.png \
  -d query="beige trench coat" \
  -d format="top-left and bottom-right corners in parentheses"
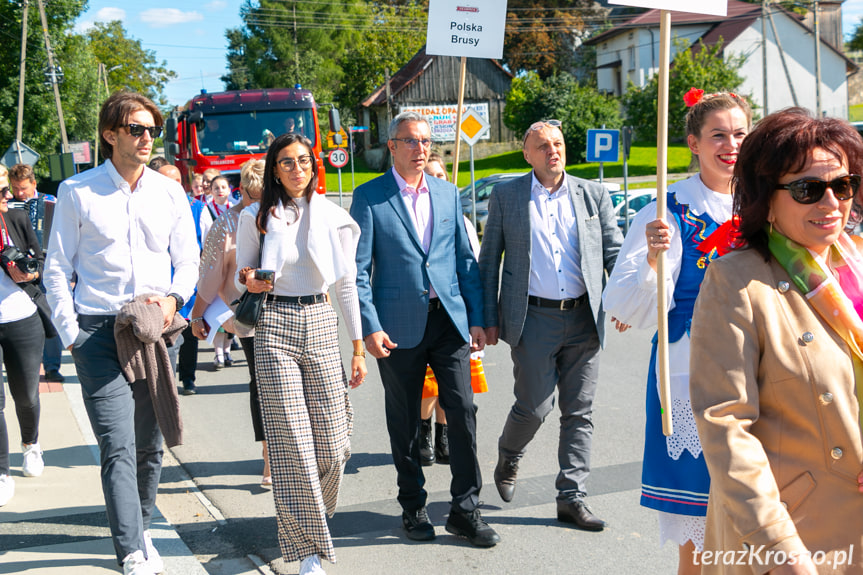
top-left (690, 247), bottom-right (863, 574)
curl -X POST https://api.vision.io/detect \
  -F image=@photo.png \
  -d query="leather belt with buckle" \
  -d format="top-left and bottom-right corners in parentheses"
top-left (428, 298), bottom-right (443, 312)
top-left (270, 294), bottom-right (327, 305)
top-left (527, 294), bottom-right (587, 310)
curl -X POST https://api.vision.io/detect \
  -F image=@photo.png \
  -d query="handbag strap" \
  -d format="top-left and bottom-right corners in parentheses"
top-left (256, 231), bottom-right (264, 267)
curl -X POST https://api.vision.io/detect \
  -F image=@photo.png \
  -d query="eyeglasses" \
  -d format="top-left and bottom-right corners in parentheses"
top-left (391, 138), bottom-right (432, 149)
top-left (523, 119), bottom-right (562, 143)
top-left (125, 124), bottom-right (163, 139)
top-left (277, 155), bottom-right (313, 171)
top-left (776, 174), bottom-right (861, 204)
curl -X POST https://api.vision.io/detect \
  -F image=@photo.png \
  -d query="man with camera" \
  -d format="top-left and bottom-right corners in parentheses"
top-left (44, 92), bottom-right (198, 575)
top-left (9, 163), bottom-right (63, 383)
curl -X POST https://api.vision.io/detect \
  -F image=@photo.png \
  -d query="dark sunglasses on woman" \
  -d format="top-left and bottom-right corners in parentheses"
top-left (776, 174), bottom-right (861, 204)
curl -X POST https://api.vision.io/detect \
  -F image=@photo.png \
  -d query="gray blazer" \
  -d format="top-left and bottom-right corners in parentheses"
top-left (478, 172), bottom-right (623, 347)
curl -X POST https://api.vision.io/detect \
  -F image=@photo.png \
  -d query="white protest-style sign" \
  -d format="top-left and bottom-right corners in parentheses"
top-left (426, 0), bottom-right (508, 60)
top-left (459, 108), bottom-right (490, 146)
top-left (400, 103), bottom-right (490, 142)
top-left (608, 0), bottom-right (726, 16)
top-left (328, 148), bottom-right (349, 169)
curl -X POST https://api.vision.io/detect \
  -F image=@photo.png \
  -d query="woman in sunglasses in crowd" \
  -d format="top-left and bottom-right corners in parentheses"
top-left (235, 133), bottom-right (366, 575)
top-left (689, 108), bottom-right (863, 574)
top-left (603, 90), bottom-right (751, 575)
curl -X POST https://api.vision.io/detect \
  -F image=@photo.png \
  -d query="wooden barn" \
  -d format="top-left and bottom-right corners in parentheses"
top-left (359, 46), bottom-right (515, 168)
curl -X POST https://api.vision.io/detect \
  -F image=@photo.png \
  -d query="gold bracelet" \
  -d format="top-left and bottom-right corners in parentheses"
top-left (353, 350), bottom-right (366, 357)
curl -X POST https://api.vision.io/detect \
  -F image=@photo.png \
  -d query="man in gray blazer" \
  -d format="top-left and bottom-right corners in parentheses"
top-left (478, 120), bottom-right (623, 531)
top-left (351, 111), bottom-right (499, 548)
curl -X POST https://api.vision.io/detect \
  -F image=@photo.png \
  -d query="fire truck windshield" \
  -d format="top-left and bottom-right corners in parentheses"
top-left (196, 109), bottom-right (316, 155)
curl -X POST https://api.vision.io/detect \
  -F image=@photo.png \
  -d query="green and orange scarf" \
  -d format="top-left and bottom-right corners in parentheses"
top-left (768, 228), bottom-right (863, 428)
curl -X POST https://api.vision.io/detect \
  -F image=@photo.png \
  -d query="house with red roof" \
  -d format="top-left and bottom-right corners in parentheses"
top-left (585, 0), bottom-right (856, 118)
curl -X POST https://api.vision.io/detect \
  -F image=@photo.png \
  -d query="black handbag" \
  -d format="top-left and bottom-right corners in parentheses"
top-left (233, 232), bottom-right (266, 330)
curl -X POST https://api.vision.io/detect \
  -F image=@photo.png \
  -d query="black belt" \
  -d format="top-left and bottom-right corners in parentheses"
top-left (428, 298), bottom-right (443, 312)
top-left (270, 294), bottom-right (327, 305)
top-left (527, 294), bottom-right (587, 310)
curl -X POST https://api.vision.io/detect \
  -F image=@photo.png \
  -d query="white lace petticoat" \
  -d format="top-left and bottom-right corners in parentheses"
top-left (658, 510), bottom-right (705, 552)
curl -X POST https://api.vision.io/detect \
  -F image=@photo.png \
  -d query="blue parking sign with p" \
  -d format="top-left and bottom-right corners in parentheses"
top-left (586, 129), bottom-right (620, 163)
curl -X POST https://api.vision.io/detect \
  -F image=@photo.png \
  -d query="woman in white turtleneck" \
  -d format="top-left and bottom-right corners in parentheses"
top-left (235, 133), bottom-right (366, 575)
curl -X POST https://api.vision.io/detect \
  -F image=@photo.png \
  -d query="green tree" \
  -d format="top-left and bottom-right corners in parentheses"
top-left (222, 0), bottom-right (369, 100)
top-left (622, 38), bottom-right (747, 142)
top-left (335, 3), bottom-right (426, 116)
top-left (85, 21), bottom-right (176, 106)
top-left (504, 1), bottom-right (604, 78)
top-left (849, 19), bottom-right (863, 52)
top-left (504, 72), bottom-right (621, 160)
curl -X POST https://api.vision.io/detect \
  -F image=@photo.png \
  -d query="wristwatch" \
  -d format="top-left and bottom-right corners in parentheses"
top-left (167, 293), bottom-right (185, 311)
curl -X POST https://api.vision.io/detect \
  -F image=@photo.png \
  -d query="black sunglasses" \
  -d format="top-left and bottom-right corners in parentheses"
top-left (776, 174), bottom-right (861, 204)
top-left (125, 123), bottom-right (163, 139)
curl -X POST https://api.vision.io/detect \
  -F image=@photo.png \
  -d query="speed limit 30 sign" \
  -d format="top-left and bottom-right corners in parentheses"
top-left (328, 148), bottom-right (349, 168)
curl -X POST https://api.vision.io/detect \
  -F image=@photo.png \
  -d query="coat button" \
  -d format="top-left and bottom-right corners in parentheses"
top-left (778, 281), bottom-right (790, 293)
top-left (831, 447), bottom-right (843, 460)
top-left (801, 332), bottom-right (814, 343)
top-left (820, 392), bottom-right (834, 404)
top-left (425, 262), bottom-right (430, 268)
top-left (421, 290), bottom-right (429, 295)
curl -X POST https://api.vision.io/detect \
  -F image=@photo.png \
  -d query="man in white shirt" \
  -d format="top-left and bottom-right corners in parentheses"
top-left (478, 121), bottom-right (622, 532)
top-left (44, 92), bottom-right (198, 575)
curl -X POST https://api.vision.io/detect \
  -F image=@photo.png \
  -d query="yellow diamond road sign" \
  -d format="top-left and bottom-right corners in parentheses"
top-left (460, 109), bottom-right (489, 146)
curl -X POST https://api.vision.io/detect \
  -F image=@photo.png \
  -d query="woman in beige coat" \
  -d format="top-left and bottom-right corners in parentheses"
top-left (691, 108), bottom-right (863, 575)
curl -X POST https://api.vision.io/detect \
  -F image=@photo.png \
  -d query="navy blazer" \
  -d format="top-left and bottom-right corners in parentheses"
top-left (350, 170), bottom-right (483, 349)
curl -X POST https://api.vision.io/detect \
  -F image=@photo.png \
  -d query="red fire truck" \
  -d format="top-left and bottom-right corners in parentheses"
top-left (164, 87), bottom-right (327, 194)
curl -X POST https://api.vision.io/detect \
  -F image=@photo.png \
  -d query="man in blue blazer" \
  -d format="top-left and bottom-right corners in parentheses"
top-left (479, 120), bottom-right (623, 531)
top-left (351, 111), bottom-right (499, 548)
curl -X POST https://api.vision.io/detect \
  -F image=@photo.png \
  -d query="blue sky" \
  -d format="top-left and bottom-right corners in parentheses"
top-left (75, 1), bottom-right (863, 108)
top-left (76, 1), bottom-right (245, 106)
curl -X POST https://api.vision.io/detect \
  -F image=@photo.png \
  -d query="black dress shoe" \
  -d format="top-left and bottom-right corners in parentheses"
top-left (445, 507), bottom-right (500, 547)
top-left (493, 453), bottom-right (519, 503)
top-left (402, 506), bottom-right (436, 541)
top-left (419, 418), bottom-right (435, 466)
top-left (45, 369), bottom-right (65, 383)
top-left (556, 498), bottom-right (607, 531)
top-left (434, 423), bottom-right (449, 464)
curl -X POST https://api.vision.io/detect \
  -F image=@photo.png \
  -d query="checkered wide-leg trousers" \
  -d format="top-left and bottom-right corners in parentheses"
top-left (255, 301), bottom-right (353, 564)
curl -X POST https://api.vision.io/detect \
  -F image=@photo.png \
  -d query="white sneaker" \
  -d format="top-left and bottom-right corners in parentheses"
top-left (299, 554), bottom-right (326, 575)
top-left (122, 550), bottom-right (156, 575)
top-left (21, 442), bottom-right (44, 477)
top-left (0, 474), bottom-right (14, 506)
top-left (143, 531), bottom-right (165, 573)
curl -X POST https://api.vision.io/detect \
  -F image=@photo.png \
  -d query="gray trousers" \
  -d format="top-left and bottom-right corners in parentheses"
top-left (72, 315), bottom-right (163, 564)
top-left (498, 302), bottom-right (600, 499)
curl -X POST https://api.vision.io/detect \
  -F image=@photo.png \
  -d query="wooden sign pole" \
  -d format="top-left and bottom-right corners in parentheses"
top-left (656, 10), bottom-right (673, 436)
top-left (451, 56), bottom-right (467, 185)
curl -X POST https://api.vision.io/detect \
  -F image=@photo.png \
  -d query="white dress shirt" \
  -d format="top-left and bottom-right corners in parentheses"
top-left (45, 161), bottom-right (200, 348)
top-left (527, 172), bottom-right (586, 300)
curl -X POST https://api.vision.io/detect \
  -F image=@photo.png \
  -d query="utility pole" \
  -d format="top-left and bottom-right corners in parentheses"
top-left (814, 0), bottom-right (822, 116)
top-left (37, 0), bottom-right (69, 153)
top-left (761, 0), bottom-right (768, 115)
top-left (15, 0), bottom-right (29, 164)
top-left (766, 5), bottom-right (799, 107)
top-left (293, 1), bottom-right (300, 81)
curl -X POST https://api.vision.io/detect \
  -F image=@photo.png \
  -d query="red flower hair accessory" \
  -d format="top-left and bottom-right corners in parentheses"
top-left (683, 87), bottom-right (704, 107)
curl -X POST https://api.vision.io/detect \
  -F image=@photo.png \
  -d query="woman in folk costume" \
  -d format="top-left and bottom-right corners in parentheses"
top-left (235, 133), bottom-right (366, 575)
top-left (602, 89), bottom-right (751, 575)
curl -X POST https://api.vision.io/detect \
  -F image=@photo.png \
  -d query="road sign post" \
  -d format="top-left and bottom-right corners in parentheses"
top-left (586, 128), bottom-right (620, 184)
top-left (459, 109), bottom-right (490, 226)
top-left (328, 148), bottom-right (349, 206)
top-left (348, 126), bottom-right (368, 192)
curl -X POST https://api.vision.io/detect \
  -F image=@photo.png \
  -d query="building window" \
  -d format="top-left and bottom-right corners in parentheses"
top-left (628, 45), bottom-right (636, 72)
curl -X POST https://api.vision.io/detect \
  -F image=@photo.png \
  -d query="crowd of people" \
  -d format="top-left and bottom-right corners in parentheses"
top-left (1, 88), bottom-right (862, 575)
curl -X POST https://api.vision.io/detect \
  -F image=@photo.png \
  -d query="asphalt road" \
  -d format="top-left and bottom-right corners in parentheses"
top-left (159, 304), bottom-right (678, 574)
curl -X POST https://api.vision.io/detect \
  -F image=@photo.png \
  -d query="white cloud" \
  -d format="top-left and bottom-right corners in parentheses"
top-left (206, 1), bottom-right (228, 10)
top-left (95, 7), bottom-right (126, 22)
top-left (140, 9), bottom-right (204, 28)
